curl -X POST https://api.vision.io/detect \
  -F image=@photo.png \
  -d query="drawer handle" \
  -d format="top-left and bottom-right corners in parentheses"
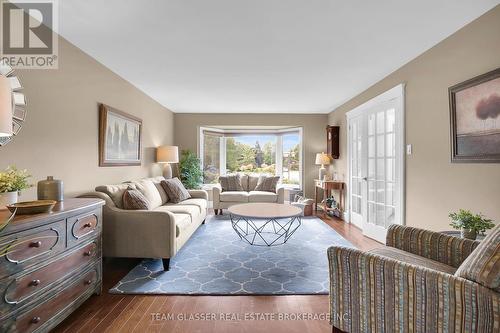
top-left (85, 279), bottom-right (93, 285)
top-left (31, 317), bottom-right (41, 324)
top-left (30, 279), bottom-right (41, 287)
top-left (83, 222), bottom-right (93, 228)
top-left (29, 241), bottom-right (42, 248)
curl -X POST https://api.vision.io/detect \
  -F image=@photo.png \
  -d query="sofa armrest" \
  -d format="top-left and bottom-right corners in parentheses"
top-left (386, 224), bottom-right (480, 268)
top-left (212, 184), bottom-right (222, 208)
top-left (276, 187), bottom-right (285, 204)
top-left (327, 246), bottom-right (499, 332)
top-left (78, 191), bottom-right (116, 208)
top-left (188, 189), bottom-right (208, 200)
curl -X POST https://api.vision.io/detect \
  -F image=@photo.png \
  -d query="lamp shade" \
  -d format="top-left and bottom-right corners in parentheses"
top-left (315, 152), bottom-right (331, 165)
top-left (157, 145), bottom-right (179, 163)
top-left (0, 74), bottom-right (12, 137)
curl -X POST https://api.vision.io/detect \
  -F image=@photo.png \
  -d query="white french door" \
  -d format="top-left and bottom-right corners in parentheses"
top-left (347, 85), bottom-right (405, 243)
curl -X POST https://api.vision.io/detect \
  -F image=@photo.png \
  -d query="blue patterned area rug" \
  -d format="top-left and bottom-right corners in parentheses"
top-left (109, 215), bottom-right (354, 295)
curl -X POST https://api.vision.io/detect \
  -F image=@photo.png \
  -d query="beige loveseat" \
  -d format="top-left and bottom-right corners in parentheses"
top-left (212, 174), bottom-right (284, 215)
top-left (80, 176), bottom-right (207, 270)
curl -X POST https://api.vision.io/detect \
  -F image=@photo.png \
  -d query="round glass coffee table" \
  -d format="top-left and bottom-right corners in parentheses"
top-left (228, 203), bottom-right (302, 246)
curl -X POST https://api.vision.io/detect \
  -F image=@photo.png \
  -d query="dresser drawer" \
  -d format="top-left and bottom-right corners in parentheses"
top-left (2, 239), bottom-right (99, 309)
top-left (0, 220), bottom-right (66, 279)
top-left (66, 209), bottom-right (101, 247)
top-left (15, 265), bottom-right (100, 333)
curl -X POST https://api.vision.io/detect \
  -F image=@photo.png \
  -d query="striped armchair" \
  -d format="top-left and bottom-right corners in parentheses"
top-left (328, 224), bottom-right (500, 333)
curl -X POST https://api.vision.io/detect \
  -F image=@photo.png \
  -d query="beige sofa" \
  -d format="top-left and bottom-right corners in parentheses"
top-left (80, 176), bottom-right (207, 270)
top-left (212, 174), bottom-right (285, 215)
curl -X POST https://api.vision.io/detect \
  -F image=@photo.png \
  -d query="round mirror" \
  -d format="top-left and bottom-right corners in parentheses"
top-left (0, 61), bottom-right (27, 146)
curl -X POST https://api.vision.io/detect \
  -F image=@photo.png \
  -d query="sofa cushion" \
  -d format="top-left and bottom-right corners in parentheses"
top-left (178, 198), bottom-right (207, 213)
top-left (248, 191), bottom-right (278, 203)
top-left (248, 175), bottom-right (260, 191)
top-left (369, 247), bottom-right (457, 275)
top-left (255, 176), bottom-right (280, 193)
top-left (240, 174), bottom-right (249, 191)
top-left (455, 224), bottom-right (500, 291)
top-left (172, 213), bottom-right (191, 237)
top-left (95, 183), bottom-right (133, 208)
top-left (160, 178), bottom-right (191, 203)
top-left (146, 176), bottom-right (168, 204)
top-left (219, 174), bottom-right (244, 192)
top-left (134, 179), bottom-right (163, 209)
top-left (122, 188), bottom-right (151, 210)
top-left (220, 191), bottom-right (249, 202)
top-left (155, 205), bottom-right (201, 222)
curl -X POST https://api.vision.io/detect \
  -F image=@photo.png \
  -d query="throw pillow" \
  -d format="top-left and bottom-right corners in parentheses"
top-left (160, 178), bottom-right (191, 203)
top-left (254, 176), bottom-right (280, 193)
top-left (455, 224), bottom-right (500, 292)
top-left (123, 187), bottom-right (151, 210)
top-left (219, 174), bottom-right (244, 192)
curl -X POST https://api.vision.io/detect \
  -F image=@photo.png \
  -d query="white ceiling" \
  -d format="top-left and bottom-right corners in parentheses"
top-left (59, 1), bottom-right (499, 113)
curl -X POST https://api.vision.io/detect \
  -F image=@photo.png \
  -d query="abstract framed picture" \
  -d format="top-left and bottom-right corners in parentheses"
top-left (449, 68), bottom-right (500, 163)
top-left (98, 104), bottom-right (142, 166)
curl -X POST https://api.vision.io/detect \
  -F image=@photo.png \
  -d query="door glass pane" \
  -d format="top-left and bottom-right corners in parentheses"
top-left (368, 136), bottom-right (374, 158)
top-left (203, 134), bottom-right (220, 183)
top-left (386, 182), bottom-right (394, 206)
top-left (377, 158), bottom-right (384, 180)
top-left (356, 197), bottom-right (362, 214)
top-left (368, 180), bottom-right (375, 201)
top-left (368, 158), bottom-right (375, 178)
top-left (377, 134), bottom-right (384, 157)
top-left (376, 181), bottom-right (385, 204)
top-left (386, 157), bottom-right (394, 181)
top-left (369, 114), bottom-right (375, 135)
top-left (386, 108), bottom-right (395, 132)
top-left (376, 112), bottom-right (384, 134)
top-left (386, 133), bottom-right (394, 157)
top-left (386, 207), bottom-right (395, 227)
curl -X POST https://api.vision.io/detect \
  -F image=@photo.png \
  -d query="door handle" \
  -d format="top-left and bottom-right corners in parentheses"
top-left (362, 177), bottom-right (367, 181)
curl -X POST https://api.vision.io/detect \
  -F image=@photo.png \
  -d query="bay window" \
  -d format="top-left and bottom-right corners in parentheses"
top-left (199, 127), bottom-right (302, 188)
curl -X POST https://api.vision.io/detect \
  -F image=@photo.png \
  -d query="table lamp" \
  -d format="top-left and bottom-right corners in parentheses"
top-left (315, 152), bottom-right (331, 180)
top-left (0, 73), bottom-right (12, 137)
top-left (157, 145), bottom-right (179, 179)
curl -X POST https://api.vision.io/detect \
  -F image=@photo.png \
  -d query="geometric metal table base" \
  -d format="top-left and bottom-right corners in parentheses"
top-left (230, 215), bottom-right (301, 246)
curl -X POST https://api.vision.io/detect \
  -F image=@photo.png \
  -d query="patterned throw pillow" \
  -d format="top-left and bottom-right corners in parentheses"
top-left (219, 174), bottom-right (244, 192)
top-left (254, 176), bottom-right (280, 193)
top-left (455, 224), bottom-right (500, 291)
top-left (160, 178), bottom-right (191, 203)
top-left (122, 187), bottom-right (151, 210)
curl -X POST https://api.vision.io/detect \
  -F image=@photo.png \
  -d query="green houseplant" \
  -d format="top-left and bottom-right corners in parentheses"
top-left (179, 150), bottom-right (203, 189)
top-left (449, 209), bottom-right (495, 240)
top-left (0, 166), bottom-right (32, 208)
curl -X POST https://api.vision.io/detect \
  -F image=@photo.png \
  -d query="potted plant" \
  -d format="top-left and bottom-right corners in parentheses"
top-left (449, 209), bottom-right (495, 240)
top-left (179, 150), bottom-right (203, 189)
top-left (0, 166), bottom-right (32, 208)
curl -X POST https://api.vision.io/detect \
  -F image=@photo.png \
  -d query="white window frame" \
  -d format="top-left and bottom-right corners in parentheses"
top-left (198, 126), bottom-right (304, 189)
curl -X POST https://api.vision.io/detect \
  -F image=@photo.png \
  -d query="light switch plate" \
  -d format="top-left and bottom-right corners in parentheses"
top-left (406, 144), bottom-right (412, 155)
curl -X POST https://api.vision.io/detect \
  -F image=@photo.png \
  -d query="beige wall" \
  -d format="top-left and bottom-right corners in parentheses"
top-left (328, 6), bottom-right (500, 231)
top-left (0, 37), bottom-right (174, 199)
top-left (174, 113), bottom-right (328, 197)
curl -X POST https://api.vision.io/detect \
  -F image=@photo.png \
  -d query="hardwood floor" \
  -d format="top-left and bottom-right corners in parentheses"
top-left (53, 213), bottom-right (381, 333)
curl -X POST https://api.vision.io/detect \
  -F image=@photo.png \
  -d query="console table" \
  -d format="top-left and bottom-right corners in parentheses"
top-left (0, 198), bottom-right (104, 333)
top-left (314, 180), bottom-right (345, 219)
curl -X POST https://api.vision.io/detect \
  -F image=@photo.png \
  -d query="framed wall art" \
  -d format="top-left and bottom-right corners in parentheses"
top-left (99, 104), bottom-right (142, 166)
top-left (449, 68), bottom-right (500, 163)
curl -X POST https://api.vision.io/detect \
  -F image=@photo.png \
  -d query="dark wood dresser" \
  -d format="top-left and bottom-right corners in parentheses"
top-left (0, 198), bottom-right (104, 333)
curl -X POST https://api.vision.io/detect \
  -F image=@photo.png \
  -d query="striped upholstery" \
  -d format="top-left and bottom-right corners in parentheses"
top-left (219, 174), bottom-right (244, 192)
top-left (455, 224), bottom-right (500, 292)
top-left (386, 224), bottom-right (480, 268)
top-left (328, 226), bottom-right (500, 333)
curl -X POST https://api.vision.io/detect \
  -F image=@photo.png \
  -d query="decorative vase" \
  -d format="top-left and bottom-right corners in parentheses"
top-left (0, 191), bottom-right (18, 209)
top-left (37, 176), bottom-right (64, 201)
top-left (461, 228), bottom-right (477, 240)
